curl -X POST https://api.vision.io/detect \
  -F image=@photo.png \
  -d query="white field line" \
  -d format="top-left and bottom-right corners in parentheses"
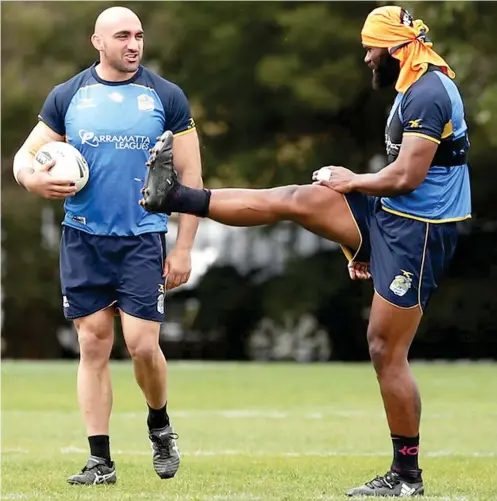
top-left (1, 447), bottom-right (30, 454)
top-left (3, 446), bottom-right (494, 458)
top-left (60, 447), bottom-right (496, 458)
top-left (0, 494), bottom-right (472, 501)
top-left (2, 409), bottom-right (467, 420)
top-left (1, 495), bottom-right (265, 501)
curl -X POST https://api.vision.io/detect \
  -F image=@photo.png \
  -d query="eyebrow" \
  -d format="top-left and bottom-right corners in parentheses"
top-left (114, 30), bottom-right (144, 37)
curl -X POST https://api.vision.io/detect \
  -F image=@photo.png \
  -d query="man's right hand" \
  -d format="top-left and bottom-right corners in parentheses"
top-left (21, 160), bottom-right (77, 199)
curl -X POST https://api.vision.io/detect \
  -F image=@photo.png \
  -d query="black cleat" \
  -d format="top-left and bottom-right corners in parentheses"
top-left (149, 424), bottom-right (180, 479)
top-left (141, 130), bottom-right (179, 214)
top-left (345, 470), bottom-right (424, 497)
top-left (67, 455), bottom-right (116, 485)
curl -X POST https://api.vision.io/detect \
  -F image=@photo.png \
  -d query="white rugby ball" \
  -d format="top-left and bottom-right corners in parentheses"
top-left (33, 141), bottom-right (89, 193)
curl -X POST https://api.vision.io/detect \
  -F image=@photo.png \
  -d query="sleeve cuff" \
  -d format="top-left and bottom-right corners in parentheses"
top-left (403, 132), bottom-right (441, 145)
top-left (173, 127), bottom-right (196, 138)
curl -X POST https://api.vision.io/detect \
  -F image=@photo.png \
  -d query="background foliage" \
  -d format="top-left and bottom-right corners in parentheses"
top-left (2, 1), bottom-right (496, 359)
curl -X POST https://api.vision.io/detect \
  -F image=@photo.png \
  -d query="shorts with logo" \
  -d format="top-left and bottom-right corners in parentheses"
top-left (341, 193), bottom-right (459, 311)
top-left (60, 226), bottom-right (167, 321)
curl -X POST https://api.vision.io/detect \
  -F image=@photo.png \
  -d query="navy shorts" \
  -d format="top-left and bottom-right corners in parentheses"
top-left (341, 193), bottom-right (459, 311)
top-left (60, 226), bottom-right (167, 321)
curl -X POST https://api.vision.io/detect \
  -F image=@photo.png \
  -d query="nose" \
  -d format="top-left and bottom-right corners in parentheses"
top-left (364, 52), bottom-right (371, 65)
top-left (127, 37), bottom-right (139, 52)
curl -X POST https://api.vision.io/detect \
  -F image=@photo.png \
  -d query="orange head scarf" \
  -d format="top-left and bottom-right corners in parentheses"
top-left (361, 6), bottom-right (455, 93)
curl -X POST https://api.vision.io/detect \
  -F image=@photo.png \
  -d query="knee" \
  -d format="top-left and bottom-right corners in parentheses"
top-left (367, 327), bottom-right (391, 376)
top-left (127, 339), bottom-right (160, 364)
top-left (367, 327), bottom-right (408, 378)
top-left (76, 321), bottom-right (113, 365)
top-left (278, 184), bottom-right (333, 221)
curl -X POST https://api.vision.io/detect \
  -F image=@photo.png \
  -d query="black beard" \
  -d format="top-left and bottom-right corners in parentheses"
top-left (372, 53), bottom-right (400, 90)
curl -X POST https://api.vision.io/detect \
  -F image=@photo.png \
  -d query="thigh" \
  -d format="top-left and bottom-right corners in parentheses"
top-left (74, 308), bottom-right (115, 346)
top-left (60, 226), bottom-right (116, 320)
top-left (120, 310), bottom-right (161, 354)
top-left (421, 221), bottom-right (459, 310)
top-left (290, 185), bottom-right (369, 259)
top-left (369, 210), bottom-right (457, 312)
top-left (368, 291), bottom-right (423, 356)
top-left (340, 191), bottom-right (377, 263)
top-left (116, 232), bottom-right (166, 322)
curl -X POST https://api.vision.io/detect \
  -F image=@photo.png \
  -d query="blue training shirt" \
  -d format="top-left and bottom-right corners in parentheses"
top-left (38, 63), bottom-right (196, 236)
top-left (382, 69), bottom-right (471, 223)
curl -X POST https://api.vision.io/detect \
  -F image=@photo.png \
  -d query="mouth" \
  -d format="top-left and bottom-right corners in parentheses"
top-left (124, 53), bottom-right (139, 63)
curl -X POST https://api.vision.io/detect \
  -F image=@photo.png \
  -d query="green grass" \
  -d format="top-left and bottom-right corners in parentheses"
top-left (2, 361), bottom-right (496, 500)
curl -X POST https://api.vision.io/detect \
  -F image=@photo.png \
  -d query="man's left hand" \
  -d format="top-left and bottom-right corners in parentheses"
top-left (347, 260), bottom-right (371, 280)
top-left (163, 247), bottom-right (192, 290)
top-left (312, 166), bottom-right (357, 194)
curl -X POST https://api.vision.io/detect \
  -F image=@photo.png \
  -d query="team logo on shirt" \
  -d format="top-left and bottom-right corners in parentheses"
top-left (79, 130), bottom-right (100, 147)
top-left (77, 98), bottom-right (96, 109)
top-left (108, 92), bottom-right (124, 103)
top-left (385, 134), bottom-right (401, 157)
top-left (157, 283), bottom-right (165, 314)
top-left (79, 129), bottom-right (150, 150)
top-left (389, 270), bottom-right (414, 297)
top-left (408, 119), bottom-right (422, 129)
top-left (137, 94), bottom-right (155, 112)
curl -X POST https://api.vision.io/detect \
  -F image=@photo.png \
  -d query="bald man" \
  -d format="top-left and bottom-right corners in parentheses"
top-left (13, 6), bottom-right (202, 485)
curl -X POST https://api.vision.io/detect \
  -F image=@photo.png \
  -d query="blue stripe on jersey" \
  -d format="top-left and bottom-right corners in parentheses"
top-left (381, 71), bottom-right (471, 223)
top-left (433, 71), bottom-right (467, 139)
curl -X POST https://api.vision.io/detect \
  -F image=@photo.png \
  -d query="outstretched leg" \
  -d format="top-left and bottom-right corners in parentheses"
top-left (140, 131), bottom-right (361, 251)
top-left (205, 184), bottom-right (361, 250)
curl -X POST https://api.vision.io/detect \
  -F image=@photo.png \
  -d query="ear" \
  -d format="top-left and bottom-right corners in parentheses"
top-left (91, 33), bottom-right (103, 51)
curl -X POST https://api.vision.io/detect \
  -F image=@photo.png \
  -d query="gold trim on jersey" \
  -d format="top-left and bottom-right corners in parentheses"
top-left (173, 127), bottom-right (196, 137)
top-left (441, 120), bottom-right (453, 139)
top-left (417, 224), bottom-right (430, 312)
top-left (374, 290), bottom-right (421, 311)
top-left (403, 132), bottom-right (440, 144)
top-left (339, 194), bottom-right (363, 262)
top-left (382, 206), bottom-right (472, 224)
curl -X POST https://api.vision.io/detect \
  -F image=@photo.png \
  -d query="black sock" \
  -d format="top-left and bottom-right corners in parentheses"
top-left (147, 402), bottom-right (170, 431)
top-left (391, 434), bottom-right (421, 478)
top-left (88, 435), bottom-right (111, 463)
top-left (169, 184), bottom-right (211, 217)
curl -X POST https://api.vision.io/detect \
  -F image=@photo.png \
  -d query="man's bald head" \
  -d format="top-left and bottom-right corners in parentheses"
top-left (91, 6), bottom-right (144, 80)
top-left (94, 6), bottom-right (142, 36)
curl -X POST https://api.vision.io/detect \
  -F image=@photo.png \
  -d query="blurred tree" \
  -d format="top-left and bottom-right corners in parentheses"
top-left (1, 1), bottom-right (496, 358)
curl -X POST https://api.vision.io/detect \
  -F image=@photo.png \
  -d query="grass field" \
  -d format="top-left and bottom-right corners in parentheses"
top-left (1, 361), bottom-right (496, 500)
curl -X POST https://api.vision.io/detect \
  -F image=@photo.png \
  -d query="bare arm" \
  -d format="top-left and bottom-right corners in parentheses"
top-left (14, 121), bottom-right (64, 189)
top-left (314, 135), bottom-right (438, 197)
top-left (13, 121), bottom-right (76, 199)
top-left (161, 128), bottom-right (203, 290)
top-left (351, 135), bottom-right (438, 196)
top-left (172, 129), bottom-right (203, 249)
